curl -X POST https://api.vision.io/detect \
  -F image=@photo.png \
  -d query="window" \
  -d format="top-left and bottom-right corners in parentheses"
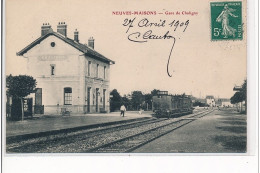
top-left (104, 66), bottom-right (106, 79)
top-left (64, 87), bottom-right (72, 105)
top-left (96, 64), bottom-right (99, 78)
top-left (50, 64), bottom-right (55, 75)
top-left (88, 61), bottom-right (91, 76)
top-left (50, 42), bottom-right (55, 47)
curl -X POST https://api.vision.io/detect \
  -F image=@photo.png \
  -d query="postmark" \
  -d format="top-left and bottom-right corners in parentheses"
top-left (210, 1), bottom-right (242, 40)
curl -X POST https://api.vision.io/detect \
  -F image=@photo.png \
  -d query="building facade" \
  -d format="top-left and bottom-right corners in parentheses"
top-left (206, 95), bottom-right (215, 107)
top-left (216, 98), bottom-right (233, 107)
top-left (17, 22), bottom-right (115, 114)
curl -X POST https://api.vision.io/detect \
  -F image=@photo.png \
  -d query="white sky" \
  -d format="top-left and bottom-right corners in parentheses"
top-left (5, 0), bottom-right (247, 99)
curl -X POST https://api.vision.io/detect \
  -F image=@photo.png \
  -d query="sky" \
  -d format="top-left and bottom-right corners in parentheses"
top-left (5, 0), bottom-right (247, 99)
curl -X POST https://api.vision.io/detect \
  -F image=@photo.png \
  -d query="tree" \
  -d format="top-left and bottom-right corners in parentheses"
top-left (230, 79), bottom-right (247, 113)
top-left (231, 92), bottom-right (243, 112)
top-left (110, 89), bottom-right (122, 112)
top-left (241, 79), bottom-right (247, 113)
top-left (144, 94), bottom-right (152, 110)
top-left (121, 95), bottom-right (132, 110)
top-left (241, 79), bottom-right (247, 100)
top-left (131, 91), bottom-right (144, 110)
top-left (151, 89), bottom-right (160, 96)
top-left (6, 75), bottom-right (37, 120)
top-left (230, 92), bottom-right (243, 104)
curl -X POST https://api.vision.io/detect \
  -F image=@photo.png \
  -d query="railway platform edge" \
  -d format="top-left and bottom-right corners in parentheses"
top-left (5, 112), bottom-right (152, 138)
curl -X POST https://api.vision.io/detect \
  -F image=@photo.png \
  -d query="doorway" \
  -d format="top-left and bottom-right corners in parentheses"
top-left (103, 89), bottom-right (106, 110)
top-left (87, 87), bottom-right (91, 112)
top-left (96, 88), bottom-right (99, 112)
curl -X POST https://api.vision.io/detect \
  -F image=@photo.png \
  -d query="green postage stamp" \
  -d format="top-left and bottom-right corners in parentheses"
top-left (211, 1), bottom-right (242, 40)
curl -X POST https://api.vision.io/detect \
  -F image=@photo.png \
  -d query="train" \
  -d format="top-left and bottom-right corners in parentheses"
top-left (152, 91), bottom-right (193, 118)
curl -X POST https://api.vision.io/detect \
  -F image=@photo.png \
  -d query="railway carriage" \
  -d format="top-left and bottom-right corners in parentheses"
top-left (152, 91), bottom-right (193, 118)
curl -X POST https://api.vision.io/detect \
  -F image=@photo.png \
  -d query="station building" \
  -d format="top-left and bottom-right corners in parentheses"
top-left (17, 22), bottom-right (115, 115)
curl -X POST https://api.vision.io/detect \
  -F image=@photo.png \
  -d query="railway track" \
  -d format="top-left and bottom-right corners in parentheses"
top-left (6, 117), bottom-right (162, 152)
top-left (88, 110), bottom-right (214, 153)
top-left (6, 109), bottom-right (213, 153)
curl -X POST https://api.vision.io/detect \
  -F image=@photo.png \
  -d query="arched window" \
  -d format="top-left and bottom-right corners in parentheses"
top-left (64, 87), bottom-right (72, 105)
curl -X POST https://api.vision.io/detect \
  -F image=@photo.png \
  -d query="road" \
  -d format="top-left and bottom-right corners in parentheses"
top-left (133, 109), bottom-right (247, 153)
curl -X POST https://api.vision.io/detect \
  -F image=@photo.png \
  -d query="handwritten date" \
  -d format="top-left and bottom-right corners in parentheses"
top-left (123, 18), bottom-right (189, 33)
top-left (122, 18), bottom-right (190, 77)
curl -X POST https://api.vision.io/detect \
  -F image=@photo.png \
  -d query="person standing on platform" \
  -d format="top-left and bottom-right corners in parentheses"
top-left (139, 105), bottom-right (143, 115)
top-left (120, 104), bottom-right (126, 117)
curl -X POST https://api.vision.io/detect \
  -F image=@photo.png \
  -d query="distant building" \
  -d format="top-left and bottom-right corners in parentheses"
top-left (215, 98), bottom-right (222, 107)
top-left (17, 22), bottom-right (115, 114)
top-left (216, 98), bottom-right (232, 107)
top-left (206, 95), bottom-right (215, 107)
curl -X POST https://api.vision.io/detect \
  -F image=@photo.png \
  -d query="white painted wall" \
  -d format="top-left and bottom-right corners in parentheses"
top-left (24, 36), bottom-right (83, 77)
top-left (221, 101), bottom-right (232, 107)
top-left (206, 98), bottom-right (216, 106)
top-left (84, 56), bottom-right (110, 80)
top-left (22, 35), bottom-right (111, 114)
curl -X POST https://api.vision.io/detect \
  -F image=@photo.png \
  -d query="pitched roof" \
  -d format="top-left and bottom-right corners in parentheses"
top-left (206, 95), bottom-right (214, 99)
top-left (17, 32), bottom-right (115, 64)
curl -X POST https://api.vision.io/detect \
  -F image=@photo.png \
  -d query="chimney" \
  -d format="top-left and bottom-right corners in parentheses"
top-left (41, 23), bottom-right (52, 36)
top-left (57, 22), bottom-right (67, 37)
top-left (88, 37), bottom-right (95, 49)
top-left (74, 29), bottom-right (79, 42)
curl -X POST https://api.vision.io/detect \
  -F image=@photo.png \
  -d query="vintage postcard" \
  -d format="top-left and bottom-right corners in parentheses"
top-left (4, 0), bottom-right (250, 155)
top-left (3, 0), bottom-right (258, 172)
top-left (4, 0), bottom-right (248, 153)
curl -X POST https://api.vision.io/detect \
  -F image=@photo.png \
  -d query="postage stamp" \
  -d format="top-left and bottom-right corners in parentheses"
top-left (210, 1), bottom-right (242, 40)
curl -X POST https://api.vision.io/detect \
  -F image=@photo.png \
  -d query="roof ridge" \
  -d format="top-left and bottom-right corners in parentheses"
top-left (17, 31), bottom-right (115, 64)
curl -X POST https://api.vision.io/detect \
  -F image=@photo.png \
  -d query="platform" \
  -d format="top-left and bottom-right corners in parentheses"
top-left (5, 111), bottom-right (152, 137)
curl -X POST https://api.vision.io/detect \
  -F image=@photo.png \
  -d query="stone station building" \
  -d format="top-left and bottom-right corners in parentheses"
top-left (17, 22), bottom-right (115, 115)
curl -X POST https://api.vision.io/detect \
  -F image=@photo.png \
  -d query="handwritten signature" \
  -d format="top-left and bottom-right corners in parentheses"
top-left (123, 18), bottom-right (189, 77)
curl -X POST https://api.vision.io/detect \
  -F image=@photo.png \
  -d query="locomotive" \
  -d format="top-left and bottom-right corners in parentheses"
top-left (152, 91), bottom-right (193, 118)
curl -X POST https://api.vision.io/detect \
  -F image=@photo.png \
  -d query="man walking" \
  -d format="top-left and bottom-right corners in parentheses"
top-left (120, 104), bottom-right (126, 117)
